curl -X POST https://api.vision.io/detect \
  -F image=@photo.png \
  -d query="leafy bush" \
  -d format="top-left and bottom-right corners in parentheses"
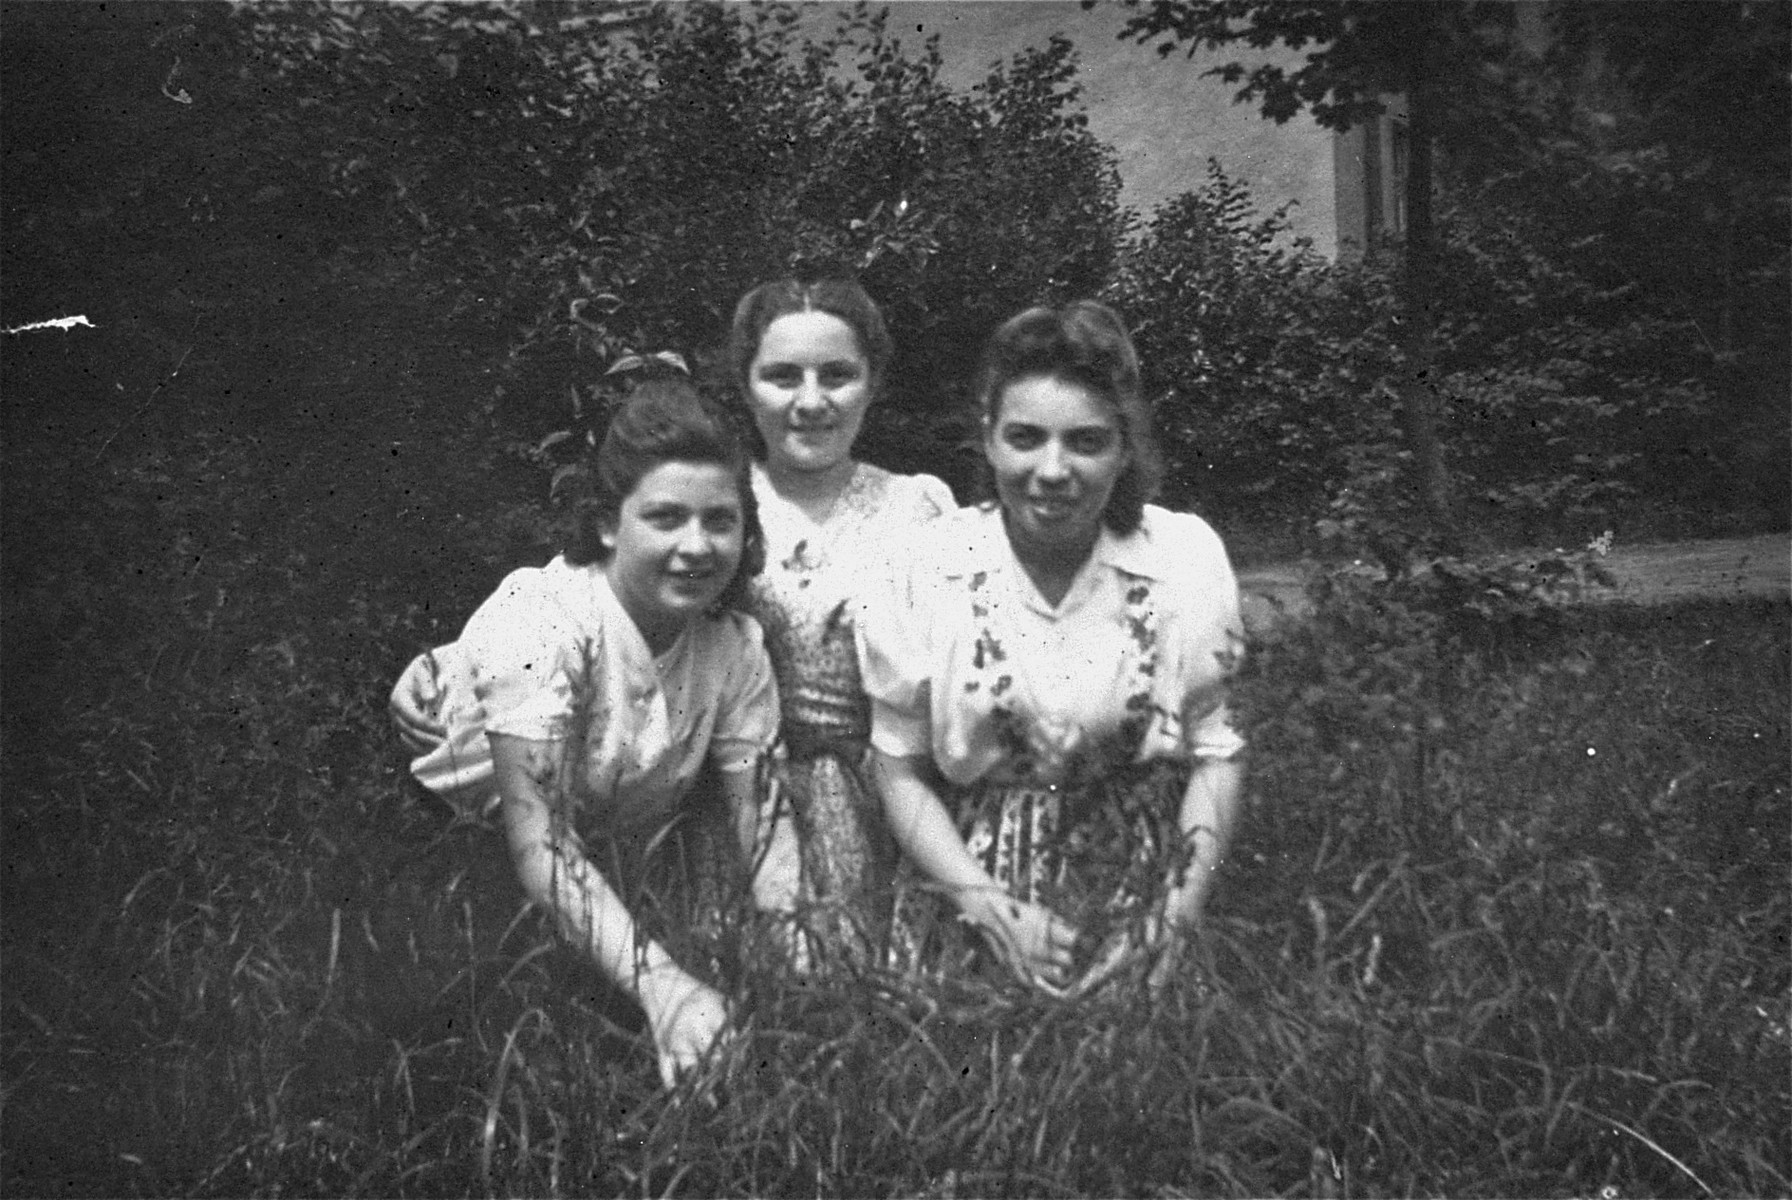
top-left (1110, 162), bottom-right (1391, 533)
top-left (1114, 159), bottom-right (1751, 560)
top-left (225, 1), bottom-right (1127, 490)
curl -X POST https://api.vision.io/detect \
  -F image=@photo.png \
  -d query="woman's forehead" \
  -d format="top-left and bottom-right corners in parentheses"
top-left (992, 374), bottom-right (1118, 427)
top-left (628, 460), bottom-right (743, 504)
top-left (755, 310), bottom-right (864, 363)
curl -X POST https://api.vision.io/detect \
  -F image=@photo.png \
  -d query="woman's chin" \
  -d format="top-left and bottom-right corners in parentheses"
top-left (770, 437), bottom-right (851, 475)
top-left (1008, 508), bottom-right (1101, 558)
top-left (659, 576), bottom-right (727, 615)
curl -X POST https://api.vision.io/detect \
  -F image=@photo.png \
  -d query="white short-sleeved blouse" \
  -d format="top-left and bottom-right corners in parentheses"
top-left (856, 503), bottom-right (1245, 789)
top-left (444, 556), bottom-right (778, 832)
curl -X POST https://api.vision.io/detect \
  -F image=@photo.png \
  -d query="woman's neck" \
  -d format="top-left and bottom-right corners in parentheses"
top-left (760, 457), bottom-right (857, 521)
top-left (1003, 515), bottom-right (1098, 609)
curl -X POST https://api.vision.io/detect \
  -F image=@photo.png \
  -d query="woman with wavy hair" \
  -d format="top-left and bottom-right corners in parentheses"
top-left (399, 380), bottom-right (796, 1085)
top-left (859, 300), bottom-right (1247, 995)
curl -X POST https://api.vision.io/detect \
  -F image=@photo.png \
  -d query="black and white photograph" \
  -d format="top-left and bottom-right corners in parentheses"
top-left (3, 1), bottom-right (1787, 1194)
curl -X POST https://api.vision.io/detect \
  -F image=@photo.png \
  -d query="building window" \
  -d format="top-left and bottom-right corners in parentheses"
top-left (1331, 97), bottom-right (1409, 260)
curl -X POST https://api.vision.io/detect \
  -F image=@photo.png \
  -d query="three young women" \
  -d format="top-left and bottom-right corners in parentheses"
top-left (393, 287), bottom-right (1248, 1078)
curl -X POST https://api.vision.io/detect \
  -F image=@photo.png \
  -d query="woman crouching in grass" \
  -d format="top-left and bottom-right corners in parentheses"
top-left (412, 380), bottom-right (798, 1086)
top-left (859, 301), bottom-right (1247, 996)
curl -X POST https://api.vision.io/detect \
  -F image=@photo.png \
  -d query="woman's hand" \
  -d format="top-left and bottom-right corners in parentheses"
top-left (637, 963), bottom-right (731, 1088)
top-left (389, 652), bottom-right (449, 755)
top-left (958, 887), bottom-right (1080, 991)
top-left (1067, 913), bottom-right (1184, 999)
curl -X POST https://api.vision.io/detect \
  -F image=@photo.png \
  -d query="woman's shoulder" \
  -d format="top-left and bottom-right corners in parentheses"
top-left (1139, 505), bottom-right (1228, 550)
top-left (470, 557), bottom-right (621, 637)
top-left (693, 605), bottom-right (771, 658)
top-left (855, 463), bottom-right (958, 521)
top-left (1120, 506), bottom-right (1236, 587)
top-left (466, 561), bottom-right (554, 625)
top-left (884, 501), bottom-right (999, 569)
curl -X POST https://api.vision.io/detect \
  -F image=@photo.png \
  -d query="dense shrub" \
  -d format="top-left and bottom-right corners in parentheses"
top-left (1109, 163), bottom-right (1396, 535)
top-left (1112, 159), bottom-right (1765, 560)
top-left (224, 1), bottom-right (1127, 491)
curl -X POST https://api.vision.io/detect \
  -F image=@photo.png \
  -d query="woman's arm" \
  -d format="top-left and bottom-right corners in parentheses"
top-left (390, 650), bottom-right (449, 754)
top-left (718, 764), bottom-right (801, 916)
top-left (1080, 757), bottom-right (1244, 995)
top-left (491, 733), bottom-right (728, 1087)
top-left (1163, 756), bottom-right (1244, 932)
top-left (872, 748), bottom-right (1079, 988)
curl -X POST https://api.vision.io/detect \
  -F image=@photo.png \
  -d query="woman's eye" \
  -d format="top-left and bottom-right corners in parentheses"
top-left (703, 510), bottom-right (741, 534)
top-left (820, 364), bottom-right (862, 388)
top-left (642, 508), bottom-right (686, 529)
top-left (1068, 429), bottom-right (1117, 455)
top-left (1001, 426), bottom-right (1046, 450)
top-left (756, 366), bottom-right (801, 387)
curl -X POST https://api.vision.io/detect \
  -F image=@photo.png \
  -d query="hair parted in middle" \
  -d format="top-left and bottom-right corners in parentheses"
top-left (559, 377), bottom-right (766, 612)
top-left (973, 299), bottom-right (1164, 536)
top-left (727, 276), bottom-right (894, 400)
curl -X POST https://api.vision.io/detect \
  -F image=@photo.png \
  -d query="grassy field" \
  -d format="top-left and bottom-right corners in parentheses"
top-left (2, 249), bottom-right (1787, 1196)
top-left (2, 424), bottom-right (1785, 1197)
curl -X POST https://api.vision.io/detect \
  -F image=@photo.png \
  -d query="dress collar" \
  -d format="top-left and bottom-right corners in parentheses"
top-left (574, 560), bottom-right (688, 669)
top-left (939, 503), bottom-right (1168, 583)
top-left (1091, 507), bottom-right (1170, 581)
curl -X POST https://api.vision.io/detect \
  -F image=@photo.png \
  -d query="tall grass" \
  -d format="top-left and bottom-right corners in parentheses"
top-left (4, 479), bottom-right (1785, 1200)
top-left (3, 278), bottom-right (1787, 1194)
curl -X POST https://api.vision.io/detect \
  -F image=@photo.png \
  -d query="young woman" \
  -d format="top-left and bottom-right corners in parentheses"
top-left (857, 301), bottom-right (1246, 996)
top-left (394, 278), bottom-right (955, 970)
top-left (727, 278), bottom-right (955, 967)
top-left (411, 380), bottom-right (797, 1086)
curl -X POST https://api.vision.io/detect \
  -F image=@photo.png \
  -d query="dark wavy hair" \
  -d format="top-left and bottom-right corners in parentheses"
top-left (727, 277), bottom-right (894, 405)
top-left (560, 379), bottom-right (765, 612)
top-left (973, 300), bottom-right (1163, 536)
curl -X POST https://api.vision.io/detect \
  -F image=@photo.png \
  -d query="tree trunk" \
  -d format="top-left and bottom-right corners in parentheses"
top-left (1397, 16), bottom-right (1459, 549)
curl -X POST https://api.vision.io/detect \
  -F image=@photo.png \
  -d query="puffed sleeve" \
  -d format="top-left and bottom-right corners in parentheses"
top-left (708, 613), bottom-right (779, 774)
top-left (1157, 510), bottom-right (1248, 762)
top-left (907, 472), bottom-right (957, 523)
top-left (460, 567), bottom-right (589, 742)
top-left (855, 527), bottom-right (936, 759)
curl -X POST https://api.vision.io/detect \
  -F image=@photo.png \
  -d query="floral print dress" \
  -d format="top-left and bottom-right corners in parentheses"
top-left (857, 503), bottom-right (1246, 981)
top-left (746, 462), bottom-right (954, 967)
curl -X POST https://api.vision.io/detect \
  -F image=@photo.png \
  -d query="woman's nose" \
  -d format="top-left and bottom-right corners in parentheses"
top-left (1036, 441), bottom-right (1070, 481)
top-left (792, 373), bottom-right (826, 410)
top-left (674, 521), bottom-right (713, 558)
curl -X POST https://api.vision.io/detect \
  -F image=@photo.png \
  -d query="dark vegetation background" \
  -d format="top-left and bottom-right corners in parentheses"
top-left (1, 3), bottom-right (1786, 1196)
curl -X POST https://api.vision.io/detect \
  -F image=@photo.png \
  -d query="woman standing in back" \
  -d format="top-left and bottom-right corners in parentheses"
top-left (727, 278), bottom-right (955, 967)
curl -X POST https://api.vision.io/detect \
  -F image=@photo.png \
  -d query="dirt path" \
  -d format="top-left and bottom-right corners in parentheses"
top-left (1236, 532), bottom-right (1790, 630)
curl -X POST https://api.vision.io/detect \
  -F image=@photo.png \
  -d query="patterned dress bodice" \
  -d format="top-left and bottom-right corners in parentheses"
top-left (746, 464), bottom-right (951, 750)
top-left (746, 540), bottom-right (868, 745)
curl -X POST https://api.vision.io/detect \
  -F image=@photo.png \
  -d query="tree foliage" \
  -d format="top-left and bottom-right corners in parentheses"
top-left (1102, 0), bottom-right (1787, 550)
top-left (1102, 0), bottom-right (1540, 544)
top-left (1111, 163), bottom-right (1392, 530)
top-left (1538, 2), bottom-right (1790, 500)
top-left (3, 0), bottom-right (1780, 565)
top-left (222, 1), bottom-right (1127, 485)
